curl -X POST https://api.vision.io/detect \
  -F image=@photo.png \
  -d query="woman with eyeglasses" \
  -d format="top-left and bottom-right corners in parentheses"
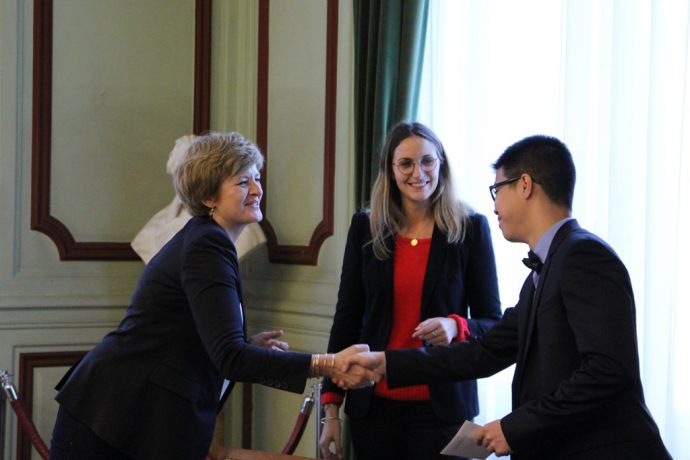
top-left (318, 121), bottom-right (502, 460)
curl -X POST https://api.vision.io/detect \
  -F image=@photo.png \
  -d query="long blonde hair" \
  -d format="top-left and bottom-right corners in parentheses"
top-left (368, 121), bottom-right (469, 260)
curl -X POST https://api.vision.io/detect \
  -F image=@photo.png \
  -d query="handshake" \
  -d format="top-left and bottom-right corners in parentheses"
top-left (326, 345), bottom-right (387, 389)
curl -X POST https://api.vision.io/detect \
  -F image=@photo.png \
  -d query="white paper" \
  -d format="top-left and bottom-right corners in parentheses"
top-left (441, 420), bottom-right (491, 459)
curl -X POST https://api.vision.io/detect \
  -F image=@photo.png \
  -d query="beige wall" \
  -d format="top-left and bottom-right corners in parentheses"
top-left (0, 1), bottom-right (354, 458)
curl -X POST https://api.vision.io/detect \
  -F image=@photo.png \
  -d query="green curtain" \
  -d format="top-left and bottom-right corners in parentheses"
top-left (338, 3), bottom-right (429, 459)
top-left (354, 0), bottom-right (430, 209)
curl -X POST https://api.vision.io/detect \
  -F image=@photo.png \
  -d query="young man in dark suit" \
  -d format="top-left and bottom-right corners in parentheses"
top-left (341, 135), bottom-right (671, 459)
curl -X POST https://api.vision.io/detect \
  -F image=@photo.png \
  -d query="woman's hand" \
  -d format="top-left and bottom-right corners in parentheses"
top-left (331, 351), bottom-right (385, 390)
top-left (412, 317), bottom-right (457, 346)
top-left (328, 344), bottom-right (377, 389)
top-left (248, 330), bottom-right (289, 351)
top-left (319, 405), bottom-right (343, 460)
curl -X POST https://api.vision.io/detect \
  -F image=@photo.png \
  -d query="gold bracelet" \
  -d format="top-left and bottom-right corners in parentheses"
top-left (321, 354), bottom-right (333, 377)
top-left (310, 354), bottom-right (318, 377)
top-left (329, 353), bottom-right (335, 369)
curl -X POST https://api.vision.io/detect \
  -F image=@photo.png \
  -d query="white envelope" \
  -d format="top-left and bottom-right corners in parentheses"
top-left (440, 420), bottom-right (491, 459)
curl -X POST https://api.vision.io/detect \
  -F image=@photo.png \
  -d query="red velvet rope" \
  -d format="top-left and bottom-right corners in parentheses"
top-left (9, 399), bottom-right (50, 460)
top-left (5, 383), bottom-right (311, 460)
top-left (281, 411), bottom-right (310, 455)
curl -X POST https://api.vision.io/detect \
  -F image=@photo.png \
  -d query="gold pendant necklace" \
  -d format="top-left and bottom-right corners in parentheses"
top-left (411, 238), bottom-right (418, 247)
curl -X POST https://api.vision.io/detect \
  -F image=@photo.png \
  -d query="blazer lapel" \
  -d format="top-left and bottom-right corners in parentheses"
top-left (236, 283), bottom-right (247, 337)
top-left (382, 233), bottom-right (396, 318)
top-left (517, 220), bottom-right (581, 373)
top-left (513, 277), bottom-right (536, 403)
top-left (518, 275), bottom-right (540, 374)
top-left (220, 267), bottom-right (247, 409)
top-left (420, 226), bottom-right (447, 312)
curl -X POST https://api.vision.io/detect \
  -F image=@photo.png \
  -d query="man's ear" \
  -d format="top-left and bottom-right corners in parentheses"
top-left (521, 173), bottom-right (535, 197)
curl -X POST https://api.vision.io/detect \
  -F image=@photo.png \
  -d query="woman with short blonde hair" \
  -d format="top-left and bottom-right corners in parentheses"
top-left (174, 132), bottom-right (264, 217)
top-left (50, 131), bottom-right (368, 460)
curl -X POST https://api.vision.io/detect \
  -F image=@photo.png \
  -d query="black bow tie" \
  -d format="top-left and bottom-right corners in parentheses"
top-left (522, 250), bottom-right (543, 273)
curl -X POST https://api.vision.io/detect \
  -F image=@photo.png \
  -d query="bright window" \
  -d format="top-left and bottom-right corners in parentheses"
top-left (418, 1), bottom-right (690, 457)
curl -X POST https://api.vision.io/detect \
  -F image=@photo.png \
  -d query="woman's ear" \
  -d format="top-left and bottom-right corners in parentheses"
top-left (201, 198), bottom-right (215, 209)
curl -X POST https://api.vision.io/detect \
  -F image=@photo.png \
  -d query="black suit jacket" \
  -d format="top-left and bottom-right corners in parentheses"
top-left (55, 216), bottom-right (311, 460)
top-left (323, 212), bottom-right (501, 422)
top-left (386, 220), bottom-right (670, 459)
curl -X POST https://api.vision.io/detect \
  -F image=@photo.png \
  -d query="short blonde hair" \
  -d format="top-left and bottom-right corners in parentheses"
top-left (173, 132), bottom-right (264, 216)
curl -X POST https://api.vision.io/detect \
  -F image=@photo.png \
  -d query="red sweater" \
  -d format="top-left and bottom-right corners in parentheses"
top-left (321, 235), bottom-right (470, 406)
top-left (373, 235), bottom-right (432, 400)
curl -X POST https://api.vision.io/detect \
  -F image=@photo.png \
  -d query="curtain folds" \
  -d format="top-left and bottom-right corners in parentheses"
top-left (353, 0), bottom-right (429, 209)
top-left (338, 3), bottom-right (430, 459)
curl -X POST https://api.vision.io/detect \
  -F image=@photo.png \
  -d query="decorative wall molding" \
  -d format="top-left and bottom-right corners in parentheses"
top-left (30, 0), bottom-right (212, 261)
top-left (13, 352), bottom-right (254, 457)
top-left (256, 0), bottom-right (337, 265)
top-left (17, 350), bottom-right (86, 460)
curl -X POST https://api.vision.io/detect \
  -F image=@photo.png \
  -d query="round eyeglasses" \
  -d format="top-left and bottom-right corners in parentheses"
top-left (392, 155), bottom-right (439, 175)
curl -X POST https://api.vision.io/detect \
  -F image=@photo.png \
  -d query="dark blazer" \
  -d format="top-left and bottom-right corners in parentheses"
top-left (386, 220), bottom-right (671, 459)
top-left (323, 211), bottom-right (502, 422)
top-left (55, 216), bottom-right (311, 460)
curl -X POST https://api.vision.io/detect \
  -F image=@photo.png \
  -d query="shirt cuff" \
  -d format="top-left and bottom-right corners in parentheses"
top-left (449, 314), bottom-right (471, 342)
top-left (320, 392), bottom-right (344, 406)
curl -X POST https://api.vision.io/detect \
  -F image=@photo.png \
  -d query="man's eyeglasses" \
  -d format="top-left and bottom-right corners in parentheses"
top-left (392, 155), bottom-right (439, 175)
top-left (489, 177), bottom-right (520, 201)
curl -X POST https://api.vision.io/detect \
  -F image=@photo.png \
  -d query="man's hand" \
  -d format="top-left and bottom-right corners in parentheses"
top-left (475, 420), bottom-right (512, 456)
top-left (329, 345), bottom-right (376, 389)
top-left (331, 351), bottom-right (386, 389)
top-left (249, 330), bottom-right (289, 351)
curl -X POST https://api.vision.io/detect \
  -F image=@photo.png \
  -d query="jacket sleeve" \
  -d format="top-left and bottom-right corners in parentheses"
top-left (463, 213), bottom-right (502, 336)
top-left (386, 304), bottom-right (519, 387)
top-left (182, 228), bottom-right (311, 394)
